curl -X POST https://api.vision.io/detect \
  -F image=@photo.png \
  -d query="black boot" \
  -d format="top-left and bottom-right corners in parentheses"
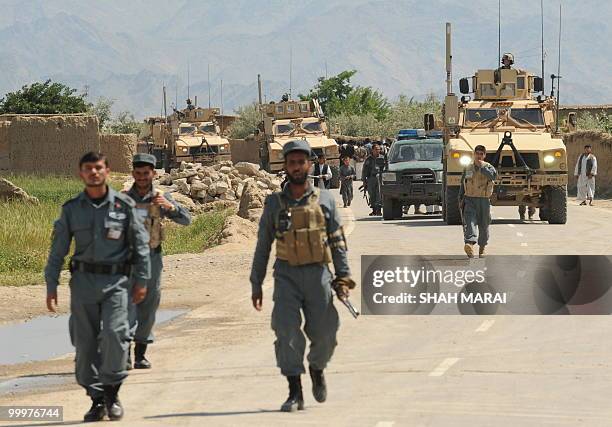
top-left (83, 397), bottom-right (106, 422)
top-left (309, 366), bottom-right (327, 403)
top-left (103, 384), bottom-right (124, 421)
top-left (134, 343), bottom-right (151, 369)
top-left (126, 343), bottom-right (132, 371)
top-left (280, 375), bottom-right (304, 412)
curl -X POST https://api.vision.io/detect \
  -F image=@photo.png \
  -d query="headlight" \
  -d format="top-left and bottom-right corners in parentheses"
top-left (543, 155), bottom-right (555, 164)
top-left (459, 155), bottom-right (472, 166)
top-left (382, 172), bottom-right (397, 183)
top-left (435, 171), bottom-right (443, 182)
top-left (180, 147), bottom-right (188, 153)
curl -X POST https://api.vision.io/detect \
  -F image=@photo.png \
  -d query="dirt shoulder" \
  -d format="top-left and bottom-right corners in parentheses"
top-left (0, 241), bottom-right (256, 380)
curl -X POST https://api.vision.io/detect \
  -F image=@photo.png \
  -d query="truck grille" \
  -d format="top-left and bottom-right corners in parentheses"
top-left (486, 152), bottom-right (540, 169)
top-left (189, 145), bottom-right (219, 155)
top-left (401, 169), bottom-right (436, 184)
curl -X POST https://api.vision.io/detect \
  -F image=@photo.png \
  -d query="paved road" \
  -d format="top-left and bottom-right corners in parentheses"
top-left (3, 184), bottom-right (612, 426)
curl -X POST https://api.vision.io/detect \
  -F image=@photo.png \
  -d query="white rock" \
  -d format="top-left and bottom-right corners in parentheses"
top-left (234, 162), bottom-right (261, 176)
top-left (219, 166), bottom-right (232, 174)
top-left (216, 181), bottom-right (229, 194)
top-left (256, 181), bottom-right (268, 190)
top-left (174, 178), bottom-right (190, 195)
top-left (207, 183), bottom-right (218, 196)
top-left (190, 181), bottom-right (208, 192)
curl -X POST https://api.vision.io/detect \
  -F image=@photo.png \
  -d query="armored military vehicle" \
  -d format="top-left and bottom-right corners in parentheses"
top-left (251, 98), bottom-right (341, 188)
top-left (440, 23), bottom-right (567, 225)
top-left (142, 101), bottom-right (233, 171)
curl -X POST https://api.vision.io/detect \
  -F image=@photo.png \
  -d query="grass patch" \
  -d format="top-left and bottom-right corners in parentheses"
top-left (163, 208), bottom-right (230, 255)
top-left (0, 173), bottom-right (228, 286)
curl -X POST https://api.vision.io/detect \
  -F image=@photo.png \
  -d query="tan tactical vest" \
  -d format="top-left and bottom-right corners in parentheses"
top-left (135, 190), bottom-right (165, 249)
top-left (275, 189), bottom-right (333, 266)
top-left (463, 162), bottom-right (495, 198)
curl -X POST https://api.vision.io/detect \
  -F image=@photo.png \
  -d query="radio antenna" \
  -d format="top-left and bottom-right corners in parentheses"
top-left (555, 3), bottom-right (562, 133)
top-left (289, 45), bottom-right (293, 100)
top-left (541, 0), bottom-right (545, 93)
top-left (207, 64), bottom-right (211, 109)
top-left (498, 0), bottom-right (501, 67)
top-left (187, 62), bottom-right (190, 102)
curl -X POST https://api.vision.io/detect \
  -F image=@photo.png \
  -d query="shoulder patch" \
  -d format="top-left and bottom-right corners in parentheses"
top-left (114, 191), bottom-right (136, 208)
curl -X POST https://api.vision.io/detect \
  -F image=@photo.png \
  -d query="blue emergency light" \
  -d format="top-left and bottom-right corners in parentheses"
top-left (397, 129), bottom-right (426, 140)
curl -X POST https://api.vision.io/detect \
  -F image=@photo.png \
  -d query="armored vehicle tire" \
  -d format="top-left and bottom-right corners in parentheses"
top-left (547, 186), bottom-right (567, 224)
top-left (383, 196), bottom-right (402, 220)
top-left (539, 207), bottom-right (549, 221)
top-left (163, 150), bottom-right (171, 173)
top-left (330, 165), bottom-right (340, 189)
top-left (444, 186), bottom-right (462, 225)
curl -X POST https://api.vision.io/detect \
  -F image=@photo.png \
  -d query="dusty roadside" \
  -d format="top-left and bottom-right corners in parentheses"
top-left (0, 241), bottom-right (257, 381)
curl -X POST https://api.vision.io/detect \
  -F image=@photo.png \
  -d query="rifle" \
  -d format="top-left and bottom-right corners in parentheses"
top-left (358, 183), bottom-right (369, 205)
top-left (338, 295), bottom-right (360, 318)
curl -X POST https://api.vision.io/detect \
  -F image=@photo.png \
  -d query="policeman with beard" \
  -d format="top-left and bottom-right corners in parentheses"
top-left (250, 139), bottom-right (355, 412)
top-left (125, 153), bottom-right (191, 369)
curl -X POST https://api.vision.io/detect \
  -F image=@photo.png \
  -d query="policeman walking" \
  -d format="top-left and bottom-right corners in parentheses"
top-left (126, 153), bottom-right (191, 369)
top-left (361, 142), bottom-right (384, 216)
top-left (459, 145), bottom-right (497, 258)
top-left (250, 140), bottom-right (355, 412)
top-left (45, 152), bottom-right (150, 422)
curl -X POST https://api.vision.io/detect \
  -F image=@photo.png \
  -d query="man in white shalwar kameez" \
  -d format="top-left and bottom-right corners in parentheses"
top-left (574, 145), bottom-right (597, 206)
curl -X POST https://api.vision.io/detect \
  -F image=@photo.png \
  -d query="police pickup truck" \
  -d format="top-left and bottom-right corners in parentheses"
top-left (380, 129), bottom-right (444, 220)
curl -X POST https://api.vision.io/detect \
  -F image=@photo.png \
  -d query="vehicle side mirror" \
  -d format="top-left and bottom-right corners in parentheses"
top-left (534, 77), bottom-right (544, 92)
top-left (459, 78), bottom-right (470, 94)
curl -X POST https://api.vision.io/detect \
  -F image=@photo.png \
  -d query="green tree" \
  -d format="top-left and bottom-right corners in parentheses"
top-left (107, 111), bottom-right (143, 136)
top-left (299, 70), bottom-right (357, 117)
top-left (0, 80), bottom-right (90, 114)
top-left (88, 97), bottom-right (114, 130)
top-left (229, 103), bottom-right (261, 139)
top-left (343, 86), bottom-right (390, 120)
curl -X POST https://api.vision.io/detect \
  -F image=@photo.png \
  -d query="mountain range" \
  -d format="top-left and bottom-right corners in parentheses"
top-left (0, 0), bottom-right (609, 118)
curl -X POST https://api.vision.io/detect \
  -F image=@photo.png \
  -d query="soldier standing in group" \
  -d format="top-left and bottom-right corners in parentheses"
top-left (459, 145), bottom-right (497, 258)
top-left (45, 152), bottom-right (150, 422)
top-left (361, 143), bottom-right (384, 216)
top-left (339, 156), bottom-right (357, 208)
top-left (125, 153), bottom-right (191, 369)
top-left (250, 139), bottom-right (355, 412)
top-left (518, 204), bottom-right (535, 221)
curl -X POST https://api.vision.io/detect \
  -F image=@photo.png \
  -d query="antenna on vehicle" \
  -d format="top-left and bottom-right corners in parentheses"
top-left (540, 0), bottom-right (545, 93)
top-left (257, 74), bottom-right (263, 105)
top-left (163, 85), bottom-right (167, 118)
top-left (175, 79), bottom-right (178, 110)
top-left (555, 2), bottom-right (562, 133)
top-left (498, 0), bottom-right (501, 67)
top-left (208, 64), bottom-right (211, 109)
top-left (289, 45), bottom-right (293, 100)
top-left (187, 62), bottom-right (191, 102)
top-left (220, 79), bottom-right (224, 134)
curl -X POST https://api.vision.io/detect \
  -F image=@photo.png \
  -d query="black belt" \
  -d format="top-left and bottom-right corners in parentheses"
top-left (70, 259), bottom-right (131, 275)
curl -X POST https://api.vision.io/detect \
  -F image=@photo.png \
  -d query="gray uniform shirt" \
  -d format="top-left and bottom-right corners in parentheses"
top-left (249, 183), bottom-right (350, 294)
top-left (126, 186), bottom-right (192, 231)
top-left (45, 187), bottom-right (151, 294)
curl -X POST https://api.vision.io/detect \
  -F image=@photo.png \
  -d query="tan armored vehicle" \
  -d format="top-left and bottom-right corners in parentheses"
top-left (440, 23), bottom-right (567, 225)
top-left (142, 102), bottom-right (233, 171)
top-left (251, 98), bottom-right (341, 187)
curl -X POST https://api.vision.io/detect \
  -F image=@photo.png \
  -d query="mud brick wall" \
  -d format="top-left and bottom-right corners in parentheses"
top-left (564, 131), bottom-right (612, 197)
top-left (6, 115), bottom-right (99, 174)
top-left (229, 139), bottom-right (261, 164)
top-left (0, 121), bottom-right (10, 170)
top-left (99, 134), bottom-right (136, 174)
top-left (0, 115), bottom-right (137, 175)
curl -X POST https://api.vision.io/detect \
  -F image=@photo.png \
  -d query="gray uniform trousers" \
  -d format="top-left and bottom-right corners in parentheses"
top-left (366, 176), bottom-right (382, 209)
top-left (271, 260), bottom-right (340, 376)
top-left (463, 196), bottom-right (491, 246)
top-left (70, 272), bottom-right (130, 398)
top-left (129, 250), bottom-right (163, 344)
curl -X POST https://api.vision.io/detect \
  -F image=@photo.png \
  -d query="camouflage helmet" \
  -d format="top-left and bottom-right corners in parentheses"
top-left (502, 53), bottom-right (514, 65)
